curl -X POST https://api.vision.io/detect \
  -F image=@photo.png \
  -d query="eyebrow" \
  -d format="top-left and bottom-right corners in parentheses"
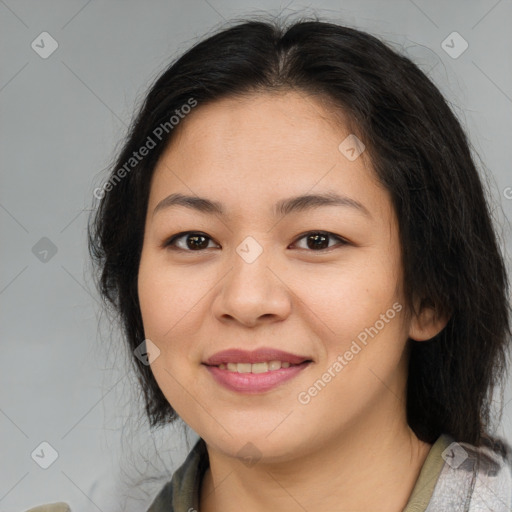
top-left (152, 191), bottom-right (371, 218)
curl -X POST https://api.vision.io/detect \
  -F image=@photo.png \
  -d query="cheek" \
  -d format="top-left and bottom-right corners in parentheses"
top-left (298, 253), bottom-right (402, 339)
top-left (137, 251), bottom-right (203, 340)
top-left (137, 250), bottom-right (219, 403)
top-left (138, 254), bottom-right (202, 415)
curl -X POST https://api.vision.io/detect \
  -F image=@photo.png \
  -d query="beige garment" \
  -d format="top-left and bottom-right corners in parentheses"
top-left (24, 502), bottom-right (71, 512)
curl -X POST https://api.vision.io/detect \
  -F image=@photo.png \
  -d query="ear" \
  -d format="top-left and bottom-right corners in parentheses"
top-left (408, 299), bottom-right (451, 341)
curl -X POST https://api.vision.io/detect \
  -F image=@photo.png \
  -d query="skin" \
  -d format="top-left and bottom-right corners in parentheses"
top-left (137, 90), bottom-right (447, 512)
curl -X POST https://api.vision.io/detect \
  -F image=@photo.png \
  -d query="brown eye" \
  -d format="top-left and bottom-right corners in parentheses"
top-left (163, 230), bottom-right (347, 253)
top-left (164, 232), bottom-right (219, 251)
top-left (293, 231), bottom-right (348, 251)
top-left (186, 234), bottom-right (209, 250)
top-left (306, 233), bottom-right (329, 250)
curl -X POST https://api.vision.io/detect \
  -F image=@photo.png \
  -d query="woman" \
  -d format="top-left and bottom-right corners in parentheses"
top-left (29, 16), bottom-right (512, 512)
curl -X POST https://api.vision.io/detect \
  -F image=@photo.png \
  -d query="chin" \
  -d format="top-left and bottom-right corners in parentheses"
top-left (201, 427), bottom-right (305, 465)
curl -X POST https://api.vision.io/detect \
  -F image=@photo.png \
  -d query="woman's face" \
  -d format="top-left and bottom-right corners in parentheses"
top-left (138, 91), bottom-right (431, 462)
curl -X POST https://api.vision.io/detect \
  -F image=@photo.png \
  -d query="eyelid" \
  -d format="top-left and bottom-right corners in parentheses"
top-left (163, 230), bottom-right (349, 252)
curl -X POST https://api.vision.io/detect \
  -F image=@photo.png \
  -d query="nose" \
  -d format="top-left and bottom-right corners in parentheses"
top-left (212, 242), bottom-right (292, 327)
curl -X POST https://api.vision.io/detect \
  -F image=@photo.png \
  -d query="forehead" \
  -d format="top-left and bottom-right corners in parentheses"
top-left (147, 91), bottom-right (390, 221)
top-left (162, 91), bottom-right (353, 162)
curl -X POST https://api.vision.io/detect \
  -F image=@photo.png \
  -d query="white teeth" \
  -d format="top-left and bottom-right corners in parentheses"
top-left (218, 360), bottom-right (296, 373)
top-left (252, 362), bottom-right (269, 374)
top-left (268, 360), bottom-right (281, 371)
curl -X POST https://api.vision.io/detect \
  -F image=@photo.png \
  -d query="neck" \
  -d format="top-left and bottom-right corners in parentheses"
top-left (199, 412), bottom-right (432, 512)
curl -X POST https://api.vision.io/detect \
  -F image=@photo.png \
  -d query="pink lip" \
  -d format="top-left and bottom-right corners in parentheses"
top-left (202, 348), bottom-right (312, 393)
top-left (205, 362), bottom-right (311, 393)
top-left (203, 348), bottom-right (311, 366)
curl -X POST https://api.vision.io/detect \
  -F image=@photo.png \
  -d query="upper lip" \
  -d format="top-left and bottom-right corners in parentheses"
top-left (203, 348), bottom-right (312, 366)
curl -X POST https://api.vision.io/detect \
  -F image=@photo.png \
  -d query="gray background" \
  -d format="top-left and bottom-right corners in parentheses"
top-left (1, 1), bottom-right (511, 510)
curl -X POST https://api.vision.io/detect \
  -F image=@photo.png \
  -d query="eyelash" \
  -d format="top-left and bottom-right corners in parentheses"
top-left (162, 230), bottom-right (349, 253)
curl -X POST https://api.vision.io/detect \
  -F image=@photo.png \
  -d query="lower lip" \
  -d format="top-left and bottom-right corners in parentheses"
top-left (204, 363), bottom-right (311, 393)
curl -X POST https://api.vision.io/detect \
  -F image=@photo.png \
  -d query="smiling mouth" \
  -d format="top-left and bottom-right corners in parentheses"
top-left (213, 360), bottom-right (312, 374)
top-left (204, 360), bottom-right (313, 394)
top-left (203, 348), bottom-right (313, 393)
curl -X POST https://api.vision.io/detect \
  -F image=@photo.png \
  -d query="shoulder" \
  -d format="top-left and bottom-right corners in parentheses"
top-left (428, 433), bottom-right (512, 511)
